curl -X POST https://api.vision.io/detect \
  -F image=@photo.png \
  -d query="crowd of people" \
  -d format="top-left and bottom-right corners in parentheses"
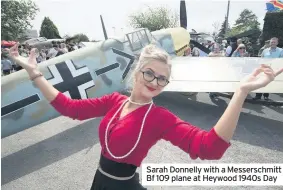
top-left (186, 37), bottom-right (283, 59)
top-left (1, 40), bottom-right (82, 76)
top-left (207, 37), bottom-right (283, 59)
top-left (183, 37), bottom-right (283, 100)
top-left (34, 41), bottom-right (83, 63)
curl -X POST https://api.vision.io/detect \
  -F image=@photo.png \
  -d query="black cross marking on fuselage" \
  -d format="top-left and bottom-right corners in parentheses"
top-left (47, 62), bottom-right (93, 99)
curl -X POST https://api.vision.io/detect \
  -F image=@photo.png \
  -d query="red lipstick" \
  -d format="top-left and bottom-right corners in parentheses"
top-left (146, 86), bottom-right (156, 91)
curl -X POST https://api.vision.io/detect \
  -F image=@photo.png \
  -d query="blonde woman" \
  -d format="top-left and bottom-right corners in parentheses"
top-left (9, 43), bottom-right (283, 190)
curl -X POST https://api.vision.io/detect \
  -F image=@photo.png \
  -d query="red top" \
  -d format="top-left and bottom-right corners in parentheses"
top-left (50, 92), bottom-right (231, 167)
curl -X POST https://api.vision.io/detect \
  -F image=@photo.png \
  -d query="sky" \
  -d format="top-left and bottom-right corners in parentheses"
top-left (30, 0), bottom-right (269, 41)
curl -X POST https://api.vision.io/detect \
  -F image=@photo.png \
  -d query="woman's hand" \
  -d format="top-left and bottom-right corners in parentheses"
top-left (239, 64), bottom-right (283, 94)
top-left (9, 43), bottom-right (39, 75)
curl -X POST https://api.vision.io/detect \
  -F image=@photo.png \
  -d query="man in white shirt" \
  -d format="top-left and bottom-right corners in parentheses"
top-left (254, 37), bottom-right (283, 100)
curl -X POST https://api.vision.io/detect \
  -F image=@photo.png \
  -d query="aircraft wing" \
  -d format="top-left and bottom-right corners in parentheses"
top-left (164, 57), bottom-right (283, 93)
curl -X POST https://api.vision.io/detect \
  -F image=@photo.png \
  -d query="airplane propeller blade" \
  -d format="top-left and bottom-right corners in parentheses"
top-left (180, 0), bottom-right (187, 29)
top-left (100, 15), bottom-right (108, 40)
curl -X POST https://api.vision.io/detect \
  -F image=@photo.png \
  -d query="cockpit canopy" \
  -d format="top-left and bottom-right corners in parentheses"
top-left (114, 28), bottom-right (154, 54)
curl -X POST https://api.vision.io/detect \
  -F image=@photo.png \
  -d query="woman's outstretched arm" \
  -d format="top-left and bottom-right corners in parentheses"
top-left (159, 108), bottom-right (230, 160)
top-left (213, 89), bottom-right (247, 142)
top-left (159, 65), bottom-right (282, 160)
top-left (214, 65), bottom-right (283, 142)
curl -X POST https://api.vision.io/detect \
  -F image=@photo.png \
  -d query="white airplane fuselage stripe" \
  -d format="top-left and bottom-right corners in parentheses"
top-left (65, 60), bottom-right (89, 77)
top-left (63, 91), bottom-right (71, 98)
top-left (78, 81), bottom-right (95, 99)
top-left (47, 65), bottom-right (64, 85)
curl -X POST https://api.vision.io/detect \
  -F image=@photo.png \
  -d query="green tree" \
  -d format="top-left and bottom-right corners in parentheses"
top-left (73, 33), bottom-right (90, 43)
top-left (227, 9), bottom-right (260, 37)
top-left (225, 27), bottom-right (242, 38)
top-left (39, 17), bottom-right (61, 39)
top-left (218, 19), bottom-right (230, 39)
top-left (225, 9), bottom-right (262, 55)
top-left (1, 0), bottom-right (39, 40)
top-left (129, 6), bottom-right (179, 31)
top-left (235, 9), bottom-right (260, 30)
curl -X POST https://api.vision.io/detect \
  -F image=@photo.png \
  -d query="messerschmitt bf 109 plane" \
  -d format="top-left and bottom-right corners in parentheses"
top-left (1, 1), bottom-right (283, 138)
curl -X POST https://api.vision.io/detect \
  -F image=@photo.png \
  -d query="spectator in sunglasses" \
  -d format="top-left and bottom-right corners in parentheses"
top-left (232, 44), bottom-right (249, 57)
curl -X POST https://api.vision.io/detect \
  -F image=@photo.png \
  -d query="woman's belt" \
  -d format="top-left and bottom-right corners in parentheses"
top-left (98, 154), bottom-right (137, 181)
